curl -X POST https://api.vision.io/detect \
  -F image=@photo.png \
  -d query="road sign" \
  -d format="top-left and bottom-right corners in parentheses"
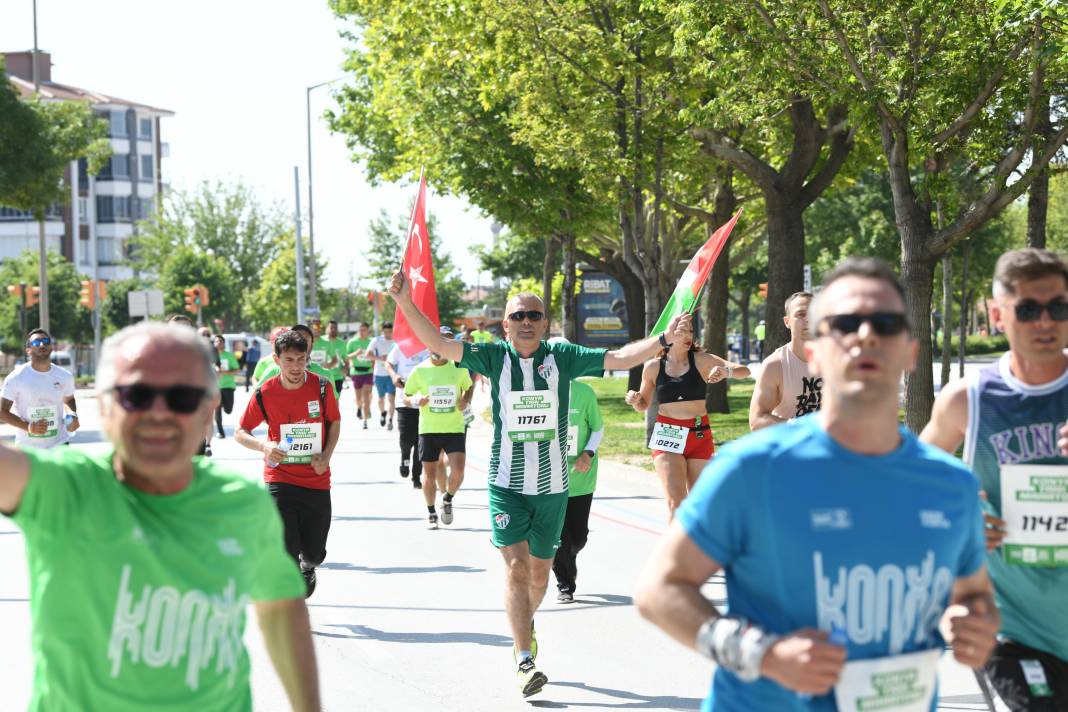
top-left (128, 289), bottom-right (165, 318)
top-left (302, 307), bottom-right (321, 317)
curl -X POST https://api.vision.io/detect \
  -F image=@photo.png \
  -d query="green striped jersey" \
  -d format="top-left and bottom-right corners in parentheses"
top-left (460, 340), bottom-right (606, 494)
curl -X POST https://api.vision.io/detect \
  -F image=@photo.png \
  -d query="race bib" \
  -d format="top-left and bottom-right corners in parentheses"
top-left (568, 425), bottom-right (579, 457)
top-left (310, 350), bottom-right (327, 365)
top-left (428, 385), bottom-right (458, 413)
top-left (648, 421), bottom-right (687, 453)
top-left (463, 406), bottom-right (474, 427)
top-left (505, 391), bottom-right (558, 442)
top-left (280, 422), bottom-right (323, 464)
top-left (834, 648), bottom-right (940, 712)
top-left (1000, 464), bottom-right (1068, 567)
top-left (28, 405), bottom-right (59, 439)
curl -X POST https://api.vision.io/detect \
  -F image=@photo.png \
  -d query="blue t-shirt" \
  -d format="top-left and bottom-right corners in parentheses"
top-left (676, 415), bottom-right (985, 712)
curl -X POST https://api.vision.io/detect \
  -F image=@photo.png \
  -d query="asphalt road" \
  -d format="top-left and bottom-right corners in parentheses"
top-left (0, 381), bottom-right (994, 711)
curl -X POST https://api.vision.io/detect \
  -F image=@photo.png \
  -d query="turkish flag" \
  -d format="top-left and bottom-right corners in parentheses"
top-left (393, 171), bottom-right (440, 356)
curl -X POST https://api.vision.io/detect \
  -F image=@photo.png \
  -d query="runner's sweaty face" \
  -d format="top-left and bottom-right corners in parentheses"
top-left (102, 335), bottom-right (217, 479)
top-left (275, 347), bottom-right (309, 386)
top-left (503, 295), bottom-right (548, 355)
top-left (992, 273), bottom-right (1068, 364)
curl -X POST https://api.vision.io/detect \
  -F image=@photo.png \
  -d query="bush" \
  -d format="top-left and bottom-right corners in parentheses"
top-left (938, 333), bottom-right (1008, 356)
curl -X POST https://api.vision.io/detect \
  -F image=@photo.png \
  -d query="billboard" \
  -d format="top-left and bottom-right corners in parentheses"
top-left (576, 273), bottom-right (630, 346)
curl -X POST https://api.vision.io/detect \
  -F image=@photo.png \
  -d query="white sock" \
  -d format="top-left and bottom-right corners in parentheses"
top-left (518, 649), bottom-right (532, 663)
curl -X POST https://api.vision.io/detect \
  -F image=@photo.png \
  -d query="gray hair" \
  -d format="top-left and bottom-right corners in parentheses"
top-left (97, 321), bottom-right (220, 396)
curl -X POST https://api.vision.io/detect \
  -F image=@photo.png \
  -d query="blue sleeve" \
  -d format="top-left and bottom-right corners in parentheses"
top-left (675, 447), bottom-right (750, 566)
top-left (958, 472), bottom-right (986, 578)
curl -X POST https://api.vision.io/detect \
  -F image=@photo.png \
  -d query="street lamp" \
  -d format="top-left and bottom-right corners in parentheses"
top-left (32, 0), bottom-right (49, 331)
top-left (305, 76), bottom-right (345, 313)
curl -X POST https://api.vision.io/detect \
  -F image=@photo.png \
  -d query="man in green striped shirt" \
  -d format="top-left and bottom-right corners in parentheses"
top-left (389, 270), bottom-right (690, 698)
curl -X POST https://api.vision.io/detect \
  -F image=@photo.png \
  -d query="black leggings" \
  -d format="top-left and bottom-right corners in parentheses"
top-left (267, 482), bottom-right (332, 569)
top-left (215, 388), bottom-right (234, 434)
top-left (552, 493), bottom-right (594, 593)
top-left (397, 407), bottom-right (422, 482)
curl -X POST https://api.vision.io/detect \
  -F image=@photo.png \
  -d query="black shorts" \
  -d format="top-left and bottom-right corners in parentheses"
top-left (418, 432), bottom-right (466, 462)
top-left (981, 639), bottom-right (1068, 711)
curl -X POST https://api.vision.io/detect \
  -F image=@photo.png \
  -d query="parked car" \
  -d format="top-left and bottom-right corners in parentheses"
top-left (50, 350), bottom-right (77, 377)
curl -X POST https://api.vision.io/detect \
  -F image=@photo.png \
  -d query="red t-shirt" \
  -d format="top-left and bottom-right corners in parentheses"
top-left (239, 372), bottom-right (341, 489)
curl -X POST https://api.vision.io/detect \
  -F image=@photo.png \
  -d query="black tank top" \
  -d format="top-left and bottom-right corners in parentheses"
top-left (655, 350), bottom-right (706, 403)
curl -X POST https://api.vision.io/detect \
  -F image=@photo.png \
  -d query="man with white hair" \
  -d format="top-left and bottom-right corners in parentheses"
top-left (0, 322), bottom-right (320, 710)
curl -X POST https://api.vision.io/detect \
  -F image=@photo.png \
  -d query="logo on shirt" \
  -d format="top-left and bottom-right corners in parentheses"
top-left (216, 538), bottom-right (245, 556)
top-left (987, 422), bottom-right (1059, 465)
top-left (108, 565), bottom-right (249, 691)
top-left (53, 381), bottom-right (62, 390)
top-left (795, 376), bottom-right (822, 417)
top-left (537, 362), bottom-right (555, 380)
top-left (307, 400), bottom-right (321, 418)
top-left (494, 513), bottom-right (511, 530)
top-left (919, 510), bottom-right (951, 529)
top-left (810, 508), bottom-right (853, 531)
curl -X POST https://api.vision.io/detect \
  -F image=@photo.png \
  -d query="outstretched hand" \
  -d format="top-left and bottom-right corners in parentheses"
top-left (663, 313), bottom-right (693, 345)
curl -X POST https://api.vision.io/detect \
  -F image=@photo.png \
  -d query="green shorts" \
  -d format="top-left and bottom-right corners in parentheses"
top-left (488, 485), bottom-right (568, 559)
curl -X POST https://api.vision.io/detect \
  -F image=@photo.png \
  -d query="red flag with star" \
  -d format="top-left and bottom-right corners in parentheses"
top-left (393, 170), bottom-right (440, 356)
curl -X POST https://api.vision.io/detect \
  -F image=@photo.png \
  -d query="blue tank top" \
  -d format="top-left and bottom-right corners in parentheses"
top-left (964, 352), bottom-right (1068, 661)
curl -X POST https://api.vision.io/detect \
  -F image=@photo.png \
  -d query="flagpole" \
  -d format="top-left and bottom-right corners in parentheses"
top-left (403, 166), bottom-right (426, 250)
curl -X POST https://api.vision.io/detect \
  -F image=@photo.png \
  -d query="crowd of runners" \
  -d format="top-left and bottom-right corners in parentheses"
top-left (0, 247), bottom-right (1064, 710)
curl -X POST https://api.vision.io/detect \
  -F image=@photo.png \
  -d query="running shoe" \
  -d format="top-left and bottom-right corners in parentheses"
top-left (387, 418), bottom-right (394, 431)
top-left (357, 407), bottom-right (363, 419)
top-left (441, 500), bottom-right (454, 525)
top-left (427, 512), bottom-right (438, 529)
top-left (400, 465), bottom-right (409, 479)
top-left (380, 411), bottom-right (386, 427)
top-left (556, 590), bottom-right (574, 604)
top-left (362, 421), bottom-right (368, 430)
top-left (204, 442), bottom-right (212, 457)
top-left (301, 567), bottom-right (317, 598)
top-left (412, 478), bottom-right (422, 489)
top-left (516, 658), bottom-right (547, 698)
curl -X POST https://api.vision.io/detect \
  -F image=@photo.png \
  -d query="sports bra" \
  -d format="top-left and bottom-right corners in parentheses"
top-left (655, 350), bottom-right (706, 404)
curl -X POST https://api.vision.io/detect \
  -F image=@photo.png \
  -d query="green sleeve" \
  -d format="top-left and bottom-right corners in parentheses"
top-left (253, 357), bottom-right (273, 382)
top-left (556, 343), bottom-right (607, 379)
top-left (10, 448), bottom-right (97, 537)
top-left (249, 493), bottom-right (305, 601)
top-left (403, 368), bottom-right (422, 397)
top-left (459, 341), bottom-right (500, 377)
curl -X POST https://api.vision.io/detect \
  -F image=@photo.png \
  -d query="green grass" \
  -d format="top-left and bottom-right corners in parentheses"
top-left (582, 376), bottom-right (755, 471)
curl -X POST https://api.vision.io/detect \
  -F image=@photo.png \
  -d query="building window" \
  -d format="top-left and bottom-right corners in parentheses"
top-left (97, 155), bottom-right (131, 181)
top-left (140, 155), bottom-right (154, 181)
top-left (96, 196), bottom-right (131, 223)
top-left (138, 117), bottom-right (153, 140)
top-left (0, 205), bottom-right (62, 220)
top-left (109, 110), bottom-right (128, 138)
top-left (78, 198), bottom-right (89, 224)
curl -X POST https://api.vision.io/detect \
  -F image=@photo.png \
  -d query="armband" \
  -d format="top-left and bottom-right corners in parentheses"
top-left (696, 615), bottom-right (779, 682)
top-left (658, 333), bottom-right (670, 349)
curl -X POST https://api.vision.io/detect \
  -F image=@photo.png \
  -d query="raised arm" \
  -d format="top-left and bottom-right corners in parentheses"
top-left (749, 356), bottom-right (785, 431)
top-left (695, 352), bottom-right (751, 382)
top-left (603, 313), bottom-right (692, 372)
top-left (919, 378), bottom-right (968, 453)
top-left (387, 271), bottom-right (463, 362)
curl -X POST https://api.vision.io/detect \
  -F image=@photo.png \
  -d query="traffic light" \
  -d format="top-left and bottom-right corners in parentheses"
top-left (758, 282), bottom-right (768, 299)
top-left (80, 280), bottom-right (95, 308)
top-left (7, 284), bottom-right (23, 300)
top-left (367, 290), bottom-right (376, 304)
top-left (25, 286), bottom-right (40, 308)
top-left (97, 281), bottom-right (107, 303)
top-left (184, 287), bottom-right (201, 314)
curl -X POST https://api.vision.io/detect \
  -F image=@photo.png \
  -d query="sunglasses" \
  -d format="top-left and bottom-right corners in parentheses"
top-left (507, 310), bottom-right (545, 323)
top-left (1013, 298), bottom-right (1068, 323)
top-left (112, 384), bottom-right (208, 414)
top-left (820, 312), bottom-right (910, 337)
top-left (28, 337), bottom-right (52, 347)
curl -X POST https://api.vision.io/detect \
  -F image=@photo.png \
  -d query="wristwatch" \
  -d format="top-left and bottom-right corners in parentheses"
top-left (658, 333), bottom-right (670, 348)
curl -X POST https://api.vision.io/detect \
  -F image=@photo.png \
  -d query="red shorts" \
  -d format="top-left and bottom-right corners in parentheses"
top-left (650, 414), bottom-right (715, 460)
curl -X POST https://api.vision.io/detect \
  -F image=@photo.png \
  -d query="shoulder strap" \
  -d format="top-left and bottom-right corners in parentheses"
top-left (255, 387), bottom-right (269, 427)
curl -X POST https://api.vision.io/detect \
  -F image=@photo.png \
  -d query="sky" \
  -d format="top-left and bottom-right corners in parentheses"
top-left (1, 0), bottom-right (497, 290)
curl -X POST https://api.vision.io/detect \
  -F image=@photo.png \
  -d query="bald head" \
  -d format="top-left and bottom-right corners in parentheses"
top-left (97, 322), bottom-right (219, 396)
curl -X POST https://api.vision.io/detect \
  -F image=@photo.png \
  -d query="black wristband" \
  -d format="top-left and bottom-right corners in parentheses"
top-left (658, 333), bottom-right (670, 348)
top-left (582, 449), bottom-right (595, 458)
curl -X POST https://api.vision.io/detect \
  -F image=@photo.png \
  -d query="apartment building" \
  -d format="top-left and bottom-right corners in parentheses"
top-left (1, 50), bottom-right (172, 280)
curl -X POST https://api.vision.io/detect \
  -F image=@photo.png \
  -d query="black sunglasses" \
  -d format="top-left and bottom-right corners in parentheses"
top-left (27, 337), bottom-right (52, 347)
top-left (1013, 298), bottom-right (1068, 323)
top-left (507, 310), bottom-right (545, 323)
top-left (112, 384), bottom-right (208, 414)
top-left (821, 312), bottom-right (910, 337)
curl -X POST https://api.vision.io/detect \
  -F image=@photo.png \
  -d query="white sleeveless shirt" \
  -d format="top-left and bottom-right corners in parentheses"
top-left (770, 343), bottom-right (822, 420)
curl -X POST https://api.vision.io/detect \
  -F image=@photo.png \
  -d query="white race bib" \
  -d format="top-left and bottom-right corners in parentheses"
top-left (310, 350), bottom-right (327, 365)
top-left (505, 391), bottom-right (558, 442)
top-left (28, 405), bottom-right (59, 439)
top-left (834, 648), bottom-right (940, 712)
top-left (648, 421), bottom-right (687, 453)
top-left (280, 422), bottom-right (323, 464)
top-left (567, 425), bottom-right (579, 457)
top-left (428, 385), bottom-right (458, 413)
top-left (1000, 464), bottom-right (1068, 567)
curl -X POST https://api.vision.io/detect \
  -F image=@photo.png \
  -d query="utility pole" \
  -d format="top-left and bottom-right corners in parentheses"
top-left (305, 86), bottom-right (319, 310)
top-left (33, 0), bottom-right (49, 331)
top-left (293, 167), bottom-right (306, 324)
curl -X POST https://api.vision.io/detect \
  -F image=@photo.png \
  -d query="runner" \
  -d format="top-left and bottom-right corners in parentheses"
top-left (166, 313), bottom-right (194, 327)
top-left (624, 324), bottom-right (750, 519)
top-left (310, 319), bottom-right (346, 396)
top-left (403, 326), bottom-right (474, 528)
top-left (749, 291), bottom-right (822, 430)
top-left (369, 323), bottom-right (397, 430)
top-left (547, 339), bottom-right (604, 605)
top-left (389, 271), bottom-right (691, 699)
top-left (212, 334), bottom-right (241, 439)
top-left (922, 247), bottom-right (1068, 710)
top-left (236, 329), bottom-right (341, 599)
top-left (198, 328), bottom-right (219, 456)
top-left (471, 320), bottom-right (495, 344)
top-left (0, 322), bottom-right (319, 709)
top-left (253, 326), bottom-right (289, 385)
top-left (255, 325), bottom-right (339, 398)
top-left (0, 329), bottom-right (78, 449)
top-left (386, 340), bottom-right (431, 487)
top-left (345, 322), bottom-right (375, 430)
top-left (243, 335), bottom-right (261, 392)
top-left (636, 257), bottom-right (998, 711)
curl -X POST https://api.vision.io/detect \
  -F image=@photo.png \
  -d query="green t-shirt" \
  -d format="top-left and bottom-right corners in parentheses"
top-left (309, 337), bottom-right (345, 381)
top-left (255, 362), bottom-right (339, 397)
top-left (566, 379), bottom-right (604, 497)
top-left (459, 340), bottom-right (606, 495)
top-left (217, 350), bottom-right (241, 390)
top-left (471, 329), bottom-right (494, 344)
top-left (253, 356), bottom-right (275, 384)
top-left (346, 336), bottom-right (373, 375)
top-left (404, 361), bottom-right (473, 435)
top-left (7, 448), bottom-right (304, 711)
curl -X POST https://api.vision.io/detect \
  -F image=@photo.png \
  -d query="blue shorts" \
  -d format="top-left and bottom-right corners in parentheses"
top-left (374, 375), bottom-right (396, 397)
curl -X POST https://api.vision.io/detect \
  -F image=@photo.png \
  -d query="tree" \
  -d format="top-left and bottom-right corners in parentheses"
top-left (130, 181), bottom-right (289, 329)
top-left (0, 63), bottom-right (110, 215)
top-left (157, 247), bottom-right (238, 328)
top-left (0, 250), bottom-right (92, 350)
top-left (99, 276), bottom-right (151, 334)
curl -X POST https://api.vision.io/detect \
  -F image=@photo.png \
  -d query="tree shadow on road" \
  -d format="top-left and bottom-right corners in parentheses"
top-left (314, 623), bottom-right (512, 647)
top-left (529, 681), bottom-right (702, 709)
top-left (319, 562), bottom-right (486, 574)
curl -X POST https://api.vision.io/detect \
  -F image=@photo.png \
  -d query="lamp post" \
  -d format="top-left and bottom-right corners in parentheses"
top-left (304, 77), bottom-right (345, 311)
top-left (32, 0), bottom-right (49, 331)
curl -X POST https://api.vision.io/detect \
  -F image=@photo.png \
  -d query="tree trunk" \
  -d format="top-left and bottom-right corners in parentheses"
top-left (1027, 92), bottom-right (1052, 248)
top-left (764, 194), bottom-right (806, 357)
top-left (561, 231), bottom-right (578, 342)
top-left (542, 236), bottom-right (559, 320)
top-left (738, 287), bottom-right (752, 361)
top-left (958, 243), bottom-right (969, 376)
top-left (940, 254), bottom-right (952, 388)
top-left (705, 169), bottom-right (736, 414)
top-left (902, 253), bottom-right (938, 432)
